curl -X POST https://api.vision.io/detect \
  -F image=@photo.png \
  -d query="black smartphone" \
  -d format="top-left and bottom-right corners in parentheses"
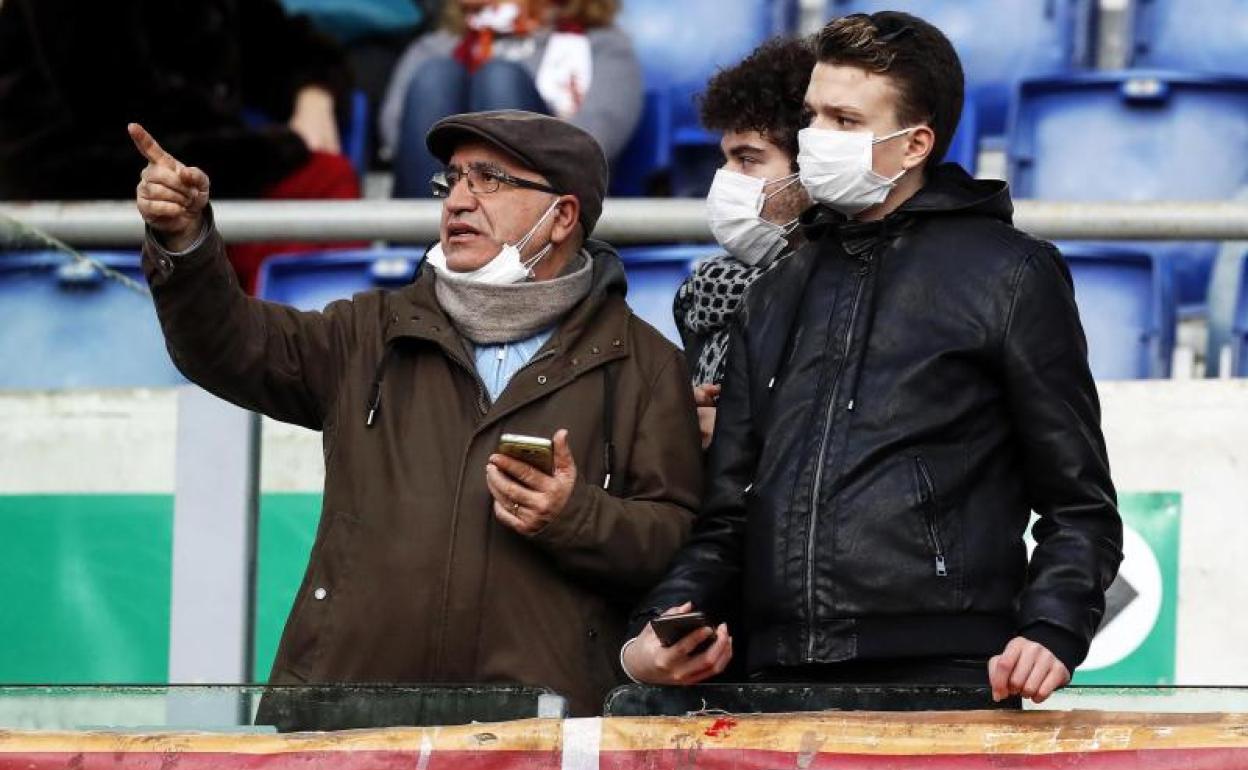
top-left (650, 610), bottom-right (713, 647)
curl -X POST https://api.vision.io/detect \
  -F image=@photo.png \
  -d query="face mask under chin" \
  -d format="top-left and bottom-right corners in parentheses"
top-left (429, 199), bottom-right (561, 285)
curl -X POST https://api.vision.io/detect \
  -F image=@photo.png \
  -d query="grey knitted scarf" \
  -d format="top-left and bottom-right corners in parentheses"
top-left (434, 252), bottom-right (594, 344)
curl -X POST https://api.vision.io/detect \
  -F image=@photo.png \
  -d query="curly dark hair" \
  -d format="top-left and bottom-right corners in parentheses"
top-left (698, 36), bottom-right (816, 165)
top-left (817, 12), bottom-right (964, 164)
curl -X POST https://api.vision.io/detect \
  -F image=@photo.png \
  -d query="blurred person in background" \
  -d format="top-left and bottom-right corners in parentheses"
top-left (381, 0), bottom-right (641, 198)
top-left (674, 36), bottom-right (815, 449)
top-left (0, 0), bottom-right (360, 292)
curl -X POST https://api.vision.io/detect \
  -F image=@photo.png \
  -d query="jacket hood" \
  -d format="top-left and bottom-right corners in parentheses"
top-left (897, 162), bottom-right (1013, 222)
top-left (582, 238), bottom-right (629, 300)
top-left (800, 163), bottom-right (1014, 244)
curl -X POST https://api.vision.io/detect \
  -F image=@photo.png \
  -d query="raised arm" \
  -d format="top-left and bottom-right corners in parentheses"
top-left (131, 123), bottom-right (357, 429)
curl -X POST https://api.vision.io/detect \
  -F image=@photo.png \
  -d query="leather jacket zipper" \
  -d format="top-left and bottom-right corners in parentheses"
top-left (805, 262), bottom-right (869, 660)
top-left (914, 457), bottom-right (948, 577)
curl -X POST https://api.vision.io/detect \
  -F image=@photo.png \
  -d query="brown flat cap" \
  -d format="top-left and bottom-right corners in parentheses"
top-left (427, 110), bottom-right (609, 236)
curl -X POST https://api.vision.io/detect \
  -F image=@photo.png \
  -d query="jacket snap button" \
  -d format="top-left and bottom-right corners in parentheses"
top-left (572, 358), bottom-right (580, 366)
top-left (313, 587), bottom-right (328, 601)
top-left (587, 628), bottom-right (598, 639)
top-left (591, 346), bottom-right (600, 354)
top-left (612, 339), bottom-right (622, 348)
top-left (537, 375), bottom-right (548, 385)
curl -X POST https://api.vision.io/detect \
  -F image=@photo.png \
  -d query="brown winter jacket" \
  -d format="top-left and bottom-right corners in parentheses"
top-left (141, 221), bottom-right (702, 718)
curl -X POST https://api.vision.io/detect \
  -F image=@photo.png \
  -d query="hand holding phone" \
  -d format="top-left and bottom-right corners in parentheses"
top-left (620, 603), bottom-right (734, 686)
top-left (497, 433), bottom-right (554, 475)
top-left (649, 610), bottom-right (714, 647)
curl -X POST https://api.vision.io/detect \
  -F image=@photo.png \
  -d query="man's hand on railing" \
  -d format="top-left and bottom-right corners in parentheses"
top-left (128, 123), bottom-right (210, 253)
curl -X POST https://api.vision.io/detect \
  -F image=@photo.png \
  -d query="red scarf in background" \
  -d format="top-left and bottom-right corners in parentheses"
top-left (453, 3), bottom-right (586, 73)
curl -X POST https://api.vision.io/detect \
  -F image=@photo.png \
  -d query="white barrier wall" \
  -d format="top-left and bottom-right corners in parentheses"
top-left (3, 380), bottom-right (1248, 685)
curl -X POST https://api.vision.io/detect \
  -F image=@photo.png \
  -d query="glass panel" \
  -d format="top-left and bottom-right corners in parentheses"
top-left (0, 685), bottom-right (565, 732)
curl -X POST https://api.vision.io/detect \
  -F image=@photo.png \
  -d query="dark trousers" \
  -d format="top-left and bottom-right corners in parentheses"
top-left (392, 57), bottom-right (548, 198)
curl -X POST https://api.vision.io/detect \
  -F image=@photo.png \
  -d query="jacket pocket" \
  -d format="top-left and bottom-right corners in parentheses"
top-left (280, 510), bottom-right (358, 681)
top-left (913, 456), bottom-right (949, 579)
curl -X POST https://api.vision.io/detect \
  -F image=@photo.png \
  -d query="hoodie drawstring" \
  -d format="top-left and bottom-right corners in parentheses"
top-left (365, 341), bottom-right (397, 428)
top-left (602, 363), bottom-right (617, 491)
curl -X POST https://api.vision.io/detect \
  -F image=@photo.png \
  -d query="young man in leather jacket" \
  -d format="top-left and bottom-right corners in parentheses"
top-left (623, 11), bottom-right (1123, 707)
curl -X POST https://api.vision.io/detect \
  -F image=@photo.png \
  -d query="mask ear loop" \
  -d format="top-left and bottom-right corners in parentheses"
top-left (871, 127), bottom-right (918, 184)
top-left (871, 126), bottom-right (916, 145)
top-left (762, 173), bottom-right (802, 203)
top-left (515, 198), bottom-right (562, 277)
top-left (762, 174), bottom-right (804, 236)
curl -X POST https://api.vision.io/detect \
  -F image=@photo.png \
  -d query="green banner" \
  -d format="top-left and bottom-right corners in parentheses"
top-left (1072, 492), bottom-right (1181, 685)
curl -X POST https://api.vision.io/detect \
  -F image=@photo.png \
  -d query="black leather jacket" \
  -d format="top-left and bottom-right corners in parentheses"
top-left (633, 165), bottom-right (1123, 674)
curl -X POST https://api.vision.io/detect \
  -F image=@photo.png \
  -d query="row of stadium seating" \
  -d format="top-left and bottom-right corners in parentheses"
top-left (616, 0), bottom-right (1247, 186)
top-left (2, 244), bottom-right (1245, 389)
top-left (612, 0), bottom-right (1247, 307)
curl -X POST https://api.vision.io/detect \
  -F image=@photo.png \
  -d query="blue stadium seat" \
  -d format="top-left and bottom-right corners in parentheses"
top-left (1233, 254), bottom-right (1248, 377)
top-left (825, 0), bottom-right (1096, 138)
top-left (1129, 0), bottom-right (1248, 76)
top-left (345, 90), bottom-right (371, 176)
top-left (1009, 71), bottom-right (1248, 307)
top-left (617, 245), bottom-right (720, 344)
top-left (256, 249), bottom-right (425, 310)
top-left (0, 252), bottom-right (183, 389)
top-left (613, 0), bottom-right (798, 196)
top-left (1058, 244), bottom-right (1175, 380)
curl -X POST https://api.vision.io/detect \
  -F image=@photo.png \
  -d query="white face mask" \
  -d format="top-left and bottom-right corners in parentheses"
top-left (797, 126), bottom-right (915, 216)
top-left (706, 169), bottom-right (801, 268)
top-left (426, 199), bottom-right (560, 285)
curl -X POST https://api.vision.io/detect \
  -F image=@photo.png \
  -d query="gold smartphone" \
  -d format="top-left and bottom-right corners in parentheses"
top-left (498, 433), bottom-right (554, 475)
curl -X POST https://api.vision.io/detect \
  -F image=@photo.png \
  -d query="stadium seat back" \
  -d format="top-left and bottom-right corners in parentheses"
top-left (617, 245), bottom-right (720, 345)
top-left (256, 249), bottom-right (425, 311)
top-left (1058, 244), bottom-right (1174, 380)
top-left (1010, 72), bottom-right (1248, 306)
top-left (1130, 0), bottom-right (1248, 76)
top-left (825, 0), bottom-right (1096, 136)
top-left (613, 0), bottom-right (798, 196)
top-left (1234, 254), bottom-right (1248, 376)
top-left (0, 252), bottom-right (183, 389)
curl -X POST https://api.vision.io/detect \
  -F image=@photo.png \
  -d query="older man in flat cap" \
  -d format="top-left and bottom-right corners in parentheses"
top-left (128, 111), bottom-right (702, 722)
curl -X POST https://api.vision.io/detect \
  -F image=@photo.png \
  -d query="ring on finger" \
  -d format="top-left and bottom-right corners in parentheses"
top-left (511, 500), bottom-right (520, 514)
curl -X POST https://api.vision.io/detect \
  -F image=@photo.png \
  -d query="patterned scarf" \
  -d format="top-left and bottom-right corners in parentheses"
top-left (676, 253), bottom-right (784, 386)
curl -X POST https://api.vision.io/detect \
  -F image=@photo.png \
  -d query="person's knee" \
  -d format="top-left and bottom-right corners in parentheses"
top-left (469, 60), bottom-right (540, 111)
top-left (404, 57), bottom-right (467, 111)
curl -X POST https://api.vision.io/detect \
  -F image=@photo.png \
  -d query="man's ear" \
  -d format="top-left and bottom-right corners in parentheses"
top-left (903, 125), bottom-right (936, 172)
top-left (549, 195), bottom-right (581, 245)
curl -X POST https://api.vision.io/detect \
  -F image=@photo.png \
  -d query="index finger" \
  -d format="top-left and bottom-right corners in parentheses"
top-left (128, 123), bottom-right (176, 168)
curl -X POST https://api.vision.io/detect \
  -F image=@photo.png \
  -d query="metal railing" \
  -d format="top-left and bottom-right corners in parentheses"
top-left (3, 200), bottom-right (1248, 245)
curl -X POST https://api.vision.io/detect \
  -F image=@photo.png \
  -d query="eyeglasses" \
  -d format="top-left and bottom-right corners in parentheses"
top-left (431, 164), bottom-right (560, 198)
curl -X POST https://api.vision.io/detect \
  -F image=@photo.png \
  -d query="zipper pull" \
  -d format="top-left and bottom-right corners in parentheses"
top-left (935, 555), bottom-right (948, 577)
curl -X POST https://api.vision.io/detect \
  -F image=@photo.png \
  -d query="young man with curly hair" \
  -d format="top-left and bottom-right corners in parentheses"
top-left (625, 12), bottom-right (1122, 707)
top-left (673, 36), bottom-right (816, 448)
